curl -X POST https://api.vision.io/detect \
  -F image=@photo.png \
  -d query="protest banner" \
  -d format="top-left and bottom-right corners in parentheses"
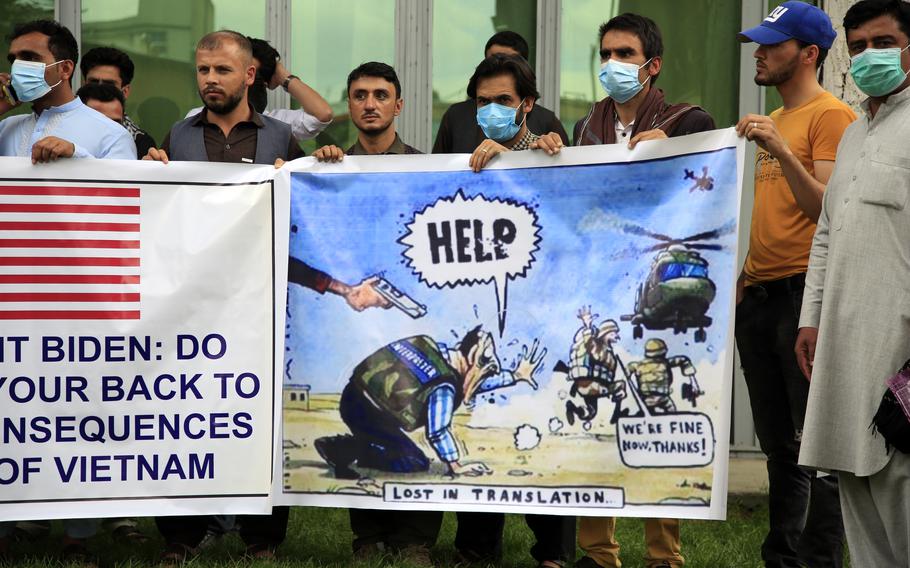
top-left (0, 157), bottom-right (278, 520)
top-left (277, 128), bottom-right (745, 519)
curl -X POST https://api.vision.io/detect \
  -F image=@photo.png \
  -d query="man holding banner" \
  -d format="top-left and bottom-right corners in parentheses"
top-left (0, 20), bottom-right (135, 162)
top-left (305, 61), bottom-right (441, 567)
top-left (735, 3), bottom-right (855, 566)
top-left (572, 13), bottom-right (715, 568)
top-left (447, 53), bottom-right (573, 568)
top-left (143, 29), bottom-right (300, 563)
top-left (0, 18), bottom-right (136, 565)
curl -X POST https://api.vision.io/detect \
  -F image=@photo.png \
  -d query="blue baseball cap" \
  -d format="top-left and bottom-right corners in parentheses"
top-left (738, 1), bottom-right (836, 49)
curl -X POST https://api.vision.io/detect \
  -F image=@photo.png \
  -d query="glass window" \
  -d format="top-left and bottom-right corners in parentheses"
top-left (560, 0), bottom-right (741, 141)
top-left (432, 0), bottom-right (536, 143)
top-left (81, 0), bottom-right (266, 144)
top-left (659, 262), bottom-right (708, 281)
top-left (290, 0), bottom-right (395, 153)
top-left (0, 0), bottom-right (55, 119)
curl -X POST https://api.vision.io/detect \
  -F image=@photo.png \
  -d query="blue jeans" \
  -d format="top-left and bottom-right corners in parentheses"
top-left (735, 277), bottom-right (844, 567)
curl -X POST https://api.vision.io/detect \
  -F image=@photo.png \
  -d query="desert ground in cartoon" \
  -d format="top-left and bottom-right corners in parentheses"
top-left (282, 383), bottom-right (721, 506)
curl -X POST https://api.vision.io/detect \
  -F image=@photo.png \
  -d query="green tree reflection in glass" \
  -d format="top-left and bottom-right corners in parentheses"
top-left (291, 0), bottom-right (395, 154)
top-left (81, 0), bottom-right (265, 143)
top-left (432, 0), bottom-right (537, 143)
top-left (560, 0), bottom-right (741, 140)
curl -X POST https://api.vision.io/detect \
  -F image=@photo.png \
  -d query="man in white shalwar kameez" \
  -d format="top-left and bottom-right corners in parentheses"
top-left (796, 1), bottom-right (910, 566)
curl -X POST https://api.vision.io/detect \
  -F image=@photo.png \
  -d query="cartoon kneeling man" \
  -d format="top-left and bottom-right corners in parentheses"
top-left (315, 326), bottom-right (545, 479)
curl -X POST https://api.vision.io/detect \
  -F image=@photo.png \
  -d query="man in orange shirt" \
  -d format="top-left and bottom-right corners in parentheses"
top-left (735, 3), bottom-right (856, 567)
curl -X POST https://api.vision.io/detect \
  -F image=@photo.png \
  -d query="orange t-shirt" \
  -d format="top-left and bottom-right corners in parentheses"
top-left (744, 91), bottom-right (856, 284)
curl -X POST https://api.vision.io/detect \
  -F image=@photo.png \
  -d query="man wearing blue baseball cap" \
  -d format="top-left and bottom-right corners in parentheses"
top-left (734, 2), bottom-right (855, 567)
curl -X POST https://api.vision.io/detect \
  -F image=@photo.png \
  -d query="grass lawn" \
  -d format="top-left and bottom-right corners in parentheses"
top-left (2, 495), bottom-right (844, 567)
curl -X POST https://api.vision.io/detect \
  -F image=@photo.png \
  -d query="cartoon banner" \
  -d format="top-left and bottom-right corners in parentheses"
top-left (276, 128), bottom-right (745, 519)
top-left (0, 157), bottom-right (278, 520)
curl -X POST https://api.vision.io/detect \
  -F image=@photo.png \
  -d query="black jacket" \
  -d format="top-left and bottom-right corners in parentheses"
top-left (433, 99), bottom-right (569, 154)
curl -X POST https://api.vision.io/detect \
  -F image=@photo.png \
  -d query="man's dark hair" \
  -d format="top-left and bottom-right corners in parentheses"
top-left (485, 30), bottom-right (529, 60)
top-left (466, 54), bottom-right (540, 100)
top-left (346, 61), bottom-right (401, 98)
top-left (80, 46), bottom-right (135, 86)
top-left (598, 13), bottom-right (663, 85)
top-left (458, 325), bottom-right (485, 360)
top-left (9, 20), bottom-right (79, 64)
top-left (795, 40), bottom-right (829, 70)
top-left (844, 0), bottom-right (910, 40)
top-left (76, 81), bottom-right (126, 110)
top-left (196, 30), bottom-right (252, 61)
top-left (249, 37), bottom-right (280, 83)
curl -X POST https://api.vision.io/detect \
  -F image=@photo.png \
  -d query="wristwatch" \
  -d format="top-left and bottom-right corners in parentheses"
top-left (281, 75), bottom-right (299, 92)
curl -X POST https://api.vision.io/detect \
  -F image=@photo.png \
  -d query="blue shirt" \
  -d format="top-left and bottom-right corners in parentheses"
top-left (0, 97), bottom-right (136, 159)
top-left (425, 343), bottom-right (518, 463)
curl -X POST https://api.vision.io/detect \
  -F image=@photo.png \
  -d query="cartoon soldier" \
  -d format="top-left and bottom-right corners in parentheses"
top-left (565, 306), bottom-right (627, 425)
top-left (314, 326), bottom-right (545, 479)
top-left (626, 338), bottom-right (702, 414)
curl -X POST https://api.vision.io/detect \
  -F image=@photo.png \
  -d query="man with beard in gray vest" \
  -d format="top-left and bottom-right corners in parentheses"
top-left (144, 30), bottom-right (302, 166)
top-left (143, 29), bottom-right (300, 564)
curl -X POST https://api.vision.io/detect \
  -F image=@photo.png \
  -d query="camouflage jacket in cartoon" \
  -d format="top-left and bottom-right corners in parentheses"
top-left (627, 356), bottom-right (695, 397)
top-left (350, 335), bottom-right (464, 431)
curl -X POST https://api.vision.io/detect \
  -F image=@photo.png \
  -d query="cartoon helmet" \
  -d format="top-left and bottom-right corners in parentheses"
top-left (645, 338), bottom-right (668, 357)
top-left (596, 319), bottom-right (620, 338)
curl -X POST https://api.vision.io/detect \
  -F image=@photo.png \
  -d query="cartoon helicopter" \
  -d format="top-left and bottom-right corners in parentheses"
top-left (619, 223), bottom-right (733, 343)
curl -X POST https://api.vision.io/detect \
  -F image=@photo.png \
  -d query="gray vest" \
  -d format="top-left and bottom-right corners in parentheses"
top-left (167, 112), bottom-right (292, 164)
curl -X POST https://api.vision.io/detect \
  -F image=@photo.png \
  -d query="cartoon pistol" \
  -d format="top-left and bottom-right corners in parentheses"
top-left (371, 276), bottom-right (427, 319)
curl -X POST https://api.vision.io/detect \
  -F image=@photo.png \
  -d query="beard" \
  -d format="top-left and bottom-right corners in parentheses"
top-left (200, 85), bottom-right (246, 115)
top-left (755, 55), bottom-right (799, 86)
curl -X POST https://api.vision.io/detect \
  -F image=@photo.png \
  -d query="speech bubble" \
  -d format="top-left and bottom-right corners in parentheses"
top-left (398, 190), bottom-right (540, 335)
top-left (616, 412), bottom-right (715, 468)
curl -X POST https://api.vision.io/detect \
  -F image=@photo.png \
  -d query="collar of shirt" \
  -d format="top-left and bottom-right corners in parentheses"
top-left (614, 117), bottom-right (634, 142)
top-left (860, 86), bottom-right (910, 123)
top-left (190, 105), bottom-right (264, 129)
top-left (347, 133), bottom-right (408, 155)
top-left (32, 96), bottom-right (82, 117)
top-left (437, 342), bottom-right (457, 366)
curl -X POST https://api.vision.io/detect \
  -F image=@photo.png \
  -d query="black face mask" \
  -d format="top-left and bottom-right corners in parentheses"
top-left (248, 80), bottom-right (268, 114)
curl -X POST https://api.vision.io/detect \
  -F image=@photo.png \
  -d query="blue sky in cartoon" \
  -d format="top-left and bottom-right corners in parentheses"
top-left (286, 147), bottom-right (739, 393)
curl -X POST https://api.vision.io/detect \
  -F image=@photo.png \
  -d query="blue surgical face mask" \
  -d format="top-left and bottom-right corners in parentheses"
top-left (11, 59), bottom-right (63, 102)
top-left (598, 58), bottom-right (652, 104)
top-left (476, 100), bottom-right (525, 141)
top-left (850, 45), bottom-right (910, 97)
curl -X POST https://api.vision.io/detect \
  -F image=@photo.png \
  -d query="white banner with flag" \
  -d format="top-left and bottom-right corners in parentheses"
top-left (0, 157), bottom-right (280, 520)
top-left (1, 128), bottom-right (743, 521)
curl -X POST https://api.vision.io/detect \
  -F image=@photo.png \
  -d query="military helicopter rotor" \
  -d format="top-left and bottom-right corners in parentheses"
top-left (605, 218), bottom-right (736, 260)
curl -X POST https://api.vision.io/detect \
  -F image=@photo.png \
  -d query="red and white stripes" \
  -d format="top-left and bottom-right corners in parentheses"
top-left (0, 185), bottom-right (141, 320)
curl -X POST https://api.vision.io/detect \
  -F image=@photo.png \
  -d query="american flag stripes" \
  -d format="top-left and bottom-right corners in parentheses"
top-left (0, 185), bottom-right (141, 320)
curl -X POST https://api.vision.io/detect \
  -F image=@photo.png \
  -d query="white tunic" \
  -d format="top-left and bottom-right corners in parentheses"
top-left (798, 87), bottom-right (910, 476)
